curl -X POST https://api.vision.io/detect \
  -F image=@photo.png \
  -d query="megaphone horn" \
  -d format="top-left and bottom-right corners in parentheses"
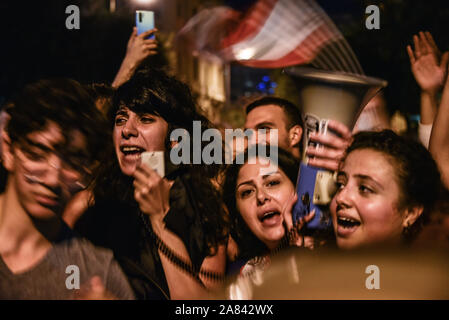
top-left (284, 67), bottom-right (387, 231)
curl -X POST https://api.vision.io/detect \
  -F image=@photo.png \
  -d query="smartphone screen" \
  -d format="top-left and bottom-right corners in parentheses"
top-left (136, 10), bottom-right (155, 39)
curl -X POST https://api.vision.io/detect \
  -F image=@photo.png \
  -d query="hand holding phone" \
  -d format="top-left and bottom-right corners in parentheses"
top-left (134, 151), bottom-right (170, 218)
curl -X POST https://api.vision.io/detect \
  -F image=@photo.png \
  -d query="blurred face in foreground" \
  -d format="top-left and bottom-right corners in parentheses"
top-left (113, 107), bottom-right (168, 176)
top-left (330, 149), bottom-right (414, 250)
top-left (235, 158), bottom-right (295, 250)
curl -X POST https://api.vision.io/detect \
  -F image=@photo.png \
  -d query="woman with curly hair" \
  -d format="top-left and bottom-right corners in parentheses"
top-left (75, 68), bottom-right (229, 299)
top-left (330, 130), bottom-right (442, 250)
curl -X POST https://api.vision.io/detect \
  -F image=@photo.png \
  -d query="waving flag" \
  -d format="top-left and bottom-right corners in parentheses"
top-left (178, 0), bottom-right (363, 73)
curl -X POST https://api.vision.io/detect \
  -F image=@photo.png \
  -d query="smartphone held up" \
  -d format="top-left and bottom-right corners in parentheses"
top-left (136, 10), bottom-right (155, 39)
top-left (141, 151), bottom-right (165, 178)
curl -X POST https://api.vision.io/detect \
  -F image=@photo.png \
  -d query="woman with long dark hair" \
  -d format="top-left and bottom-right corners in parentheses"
top-left (75, 68), bottom-right (229, 299)
top-left (223, 146), bottom-right (314, 276)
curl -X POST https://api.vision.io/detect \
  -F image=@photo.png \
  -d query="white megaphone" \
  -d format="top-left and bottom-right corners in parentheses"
top-left (284, 67), bottom-right (387, 231)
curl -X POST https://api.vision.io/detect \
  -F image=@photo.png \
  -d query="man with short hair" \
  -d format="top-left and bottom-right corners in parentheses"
top-left (244, 96), bottom-right (352, 171)
top-left (244, 96), bottom-right (304, 159)
top-left (0, 79), bottom-right (134, 299)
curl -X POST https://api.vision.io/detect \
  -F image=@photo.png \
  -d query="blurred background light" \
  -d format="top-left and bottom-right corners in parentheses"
top-left (236, 48), bottom-right (255, 60)
top-left (133, 0), bottom-right (158, 4)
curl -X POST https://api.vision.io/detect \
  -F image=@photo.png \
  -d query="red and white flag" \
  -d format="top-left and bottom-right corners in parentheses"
top-left (178, 0), bottom-right (361, 72)
top-left (221, 0), bottom-right (341, 68)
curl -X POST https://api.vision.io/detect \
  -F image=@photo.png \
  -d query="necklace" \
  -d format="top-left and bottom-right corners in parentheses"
top-left (138, 211), bottom-right (226, 287)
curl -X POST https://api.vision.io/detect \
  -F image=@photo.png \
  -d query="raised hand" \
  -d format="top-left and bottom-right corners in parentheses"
top-left (112, 27), bottom-right (158, 88)
top-left (407, 31), bottom-right (449, 94)
top-left (124, 27), bottom-right (158, 68)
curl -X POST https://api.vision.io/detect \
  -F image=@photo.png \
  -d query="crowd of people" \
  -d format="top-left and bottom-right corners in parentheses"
top-left (0, 27), bottom-right (449, 300)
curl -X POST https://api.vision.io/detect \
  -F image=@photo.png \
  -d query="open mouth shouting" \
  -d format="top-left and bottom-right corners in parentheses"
top-left (336, 212), bottom-right (361, 237)
top-left (120, 145), bottom-right (146, 158)
top-left (117, 144), bottom-right (147, 176)
top-left (258, 208), bottom-right (282, 227)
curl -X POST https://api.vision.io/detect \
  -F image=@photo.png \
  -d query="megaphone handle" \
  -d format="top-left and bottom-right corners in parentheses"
top-left (292, 163), bottom-right (333, 230)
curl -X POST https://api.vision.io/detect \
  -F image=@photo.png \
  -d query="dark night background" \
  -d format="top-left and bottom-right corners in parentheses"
top-left (1, 0), bottom-right (449, 119)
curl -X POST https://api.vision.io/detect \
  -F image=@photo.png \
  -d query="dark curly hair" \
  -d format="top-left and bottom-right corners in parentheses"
top-left (222, 145), bottom-right (300, 260)
top-left (345, 130), bottom-right (442, 244)
top-left (6, 78), bottom-right (109, 167)
top-left (85, 82), bottom-right (114, 116)
top-left (92, 67), bottom-right (228, 255)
